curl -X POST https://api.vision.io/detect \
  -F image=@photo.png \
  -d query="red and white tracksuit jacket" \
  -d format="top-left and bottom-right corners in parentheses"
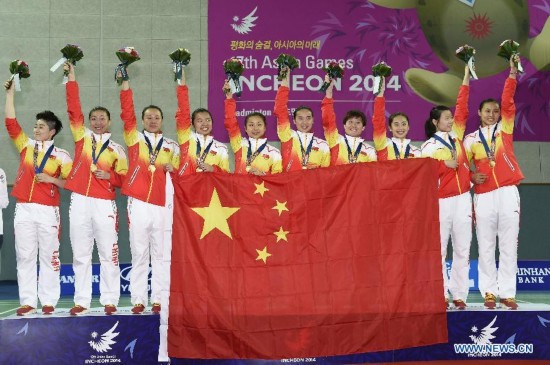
top-left (321, 97), bottom-right (377, 165)
top-left (463, 77), bottom-right (523, 299)
top-left (224, 98), bottom-right (282, 174)
top-left (6, 117), bottom-right (72, 309)
top-left (421, 85), bottom-right (472, 303)
top-left (120, 88), bottom-right (180, 306)
top-left (65, 80), bottom-right (128, 308)
top-left (274, 86), bottom-right (330, 171)
top-left (175, 85), bottom-right (229, 177)
top-left (371, 96), bottom-right (421, 160)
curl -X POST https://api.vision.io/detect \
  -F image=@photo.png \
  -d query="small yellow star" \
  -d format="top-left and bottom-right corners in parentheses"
top-left (255, 246), bottom-right (272, 264)
top-left (191, 188), bottom-right (240, 239)
top-left (272, 200), bottom-right (289, 216)
top-left (274, 226), bottom-right (289, 242)
top-left (254, 181), bottom-right (269, 197)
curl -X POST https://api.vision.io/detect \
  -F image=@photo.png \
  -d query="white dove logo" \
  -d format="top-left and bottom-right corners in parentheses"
top-left (469, 316), bottom-right (498, 345)
top-left (231, 7), bottom-right (258, 34)
top-left (88, 321), bottom-right (120, 353)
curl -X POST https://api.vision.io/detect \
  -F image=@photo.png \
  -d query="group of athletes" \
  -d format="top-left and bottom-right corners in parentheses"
top-left (1, 53), bottom-right (522, 327)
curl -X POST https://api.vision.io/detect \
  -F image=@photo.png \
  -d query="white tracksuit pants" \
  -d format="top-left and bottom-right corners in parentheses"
top-left (439, 192), bottom-right (472, 302)
top-left (475, 185), bottom-right (520, 299)
top-left (128, 197), bottom-right (166, 306)
top-left (70, 193), bottom-right (120, 308)
top-left (158, 174), bottom-right (174, 362)
top-left (14, 203), bottom-right (61, 308)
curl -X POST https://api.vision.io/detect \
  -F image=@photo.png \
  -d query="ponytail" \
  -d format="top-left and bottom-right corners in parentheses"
top-left (424, 106), bottom-right (451, 138)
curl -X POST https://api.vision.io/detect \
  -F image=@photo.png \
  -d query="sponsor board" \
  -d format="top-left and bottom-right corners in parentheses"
top-left (444, 260), bottom-right (550, 292)
top-left (55, 260), bottom-right (549, 295)
top-left (59, 263), bottom-right (151, 296)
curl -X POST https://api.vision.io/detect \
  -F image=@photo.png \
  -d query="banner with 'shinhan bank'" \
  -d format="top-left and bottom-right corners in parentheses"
top-left (207, 0), bottom-right (550, 143)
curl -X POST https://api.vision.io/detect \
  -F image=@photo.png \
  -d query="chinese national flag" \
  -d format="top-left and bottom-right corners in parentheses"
top-left (169, 159), bottom-right (447, 359)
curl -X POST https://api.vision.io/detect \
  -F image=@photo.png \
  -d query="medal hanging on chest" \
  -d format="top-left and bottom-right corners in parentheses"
top-left (33, 142), bottom-right (55, 182)
top-left (246, 139), bottom-right (268, 172)
top-left (91, 135), bottom-right (110, 172)
top-left (299, 134), bottom-right (314, 169)
top-left (392, 141), bottom-right (411, 160)
top-left (479, 125), bottom-right (498, 168)
top-left (196, 137), bottom-right (214, 172)
top-left (433, 134), bottom-right (457, 161)
top-left (144, 134), bottom-right (164, 173)
top-left (344, 136), bottom-right (363, 163)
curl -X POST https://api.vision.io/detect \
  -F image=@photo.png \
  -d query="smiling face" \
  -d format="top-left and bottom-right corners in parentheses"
top-left (433, 110), bottom-right (454, 133)
top-left (193, 111), bottom-right (213, 136)
top-left (389, 114), bottom-right (410, 139)
top-left (33, 120), bottom-right (56, 141)
top-left (245, 114), bottom-right (266, 139)
top-left (344, 117), bottom-right (365, 138)
top-left (293, 108), bottom-right (314, 133)
top-left (143, 108), bottom-right (163, 133)
top-left (478, 101), bottom-right (500, 127)
top-left (89, 110), bottom-right (111, 135)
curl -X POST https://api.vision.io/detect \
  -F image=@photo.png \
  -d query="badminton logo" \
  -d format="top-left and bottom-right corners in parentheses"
top-left (231, 7), bottom-right (258, 34)
top-left (454, 316), bottom-right (534, 357)
top-left (88, 321), bottom-right (119, 353)
top-left (469, 315), bottom-right (498, 345)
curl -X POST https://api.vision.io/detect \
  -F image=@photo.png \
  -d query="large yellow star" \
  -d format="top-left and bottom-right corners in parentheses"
top-left (272, 200), bottom-right (289, 216)
top-left (256, 246), bottom-right (272, 264)
top-left (254, 181), bottom-right (269, 197)
top-left (191, 188), bottom-right (240, 239)
top-left (274, 226), bottom-right (289, 242)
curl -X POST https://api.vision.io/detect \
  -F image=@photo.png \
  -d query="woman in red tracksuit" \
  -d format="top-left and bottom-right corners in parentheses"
top-left (421, 66), bottom-right (472, 310)
top-left (372, 77), bottom-right (421, 160)
top-left (463, 55), bottom-right (523, 310)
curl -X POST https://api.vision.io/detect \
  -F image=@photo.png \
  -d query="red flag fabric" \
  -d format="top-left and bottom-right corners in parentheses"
top-left (169, 158), bottom-right (447, 359)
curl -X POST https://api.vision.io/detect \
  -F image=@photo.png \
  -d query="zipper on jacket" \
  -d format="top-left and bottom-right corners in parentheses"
top-left (146, 171), bottom-right (154, 202)
top-left (85, 170), bottom-right (93, 196)
top-left (28, 179), bottom-right (36, 202)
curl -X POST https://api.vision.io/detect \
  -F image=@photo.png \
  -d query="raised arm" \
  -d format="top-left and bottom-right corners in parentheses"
top-left (321, 76), bottom-right (339, 148)
top-left (452, 65), bottom-right (470, 140)
top-left (275, 67), bottom-right (292, 143)
top-left (64, 62), bottom-right (86, 142)
top-left (223, 79), bottom-right (243, 154)
top-left (372, 77), bottom-right (388, 152)
top-left (119, 73), bottom-right (139, 147)
top-left (500, 55), bottom-right (518, 135)
top-left (175, 70), bottom-right (192, 147)
top-left (4, 80), bottom-right (28, 153)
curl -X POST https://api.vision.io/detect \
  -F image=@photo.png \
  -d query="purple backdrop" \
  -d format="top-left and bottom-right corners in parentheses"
top-left (207, 0), bottom-right (550, 142)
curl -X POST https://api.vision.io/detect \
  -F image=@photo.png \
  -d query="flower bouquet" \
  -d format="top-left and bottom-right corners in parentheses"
top-left (372, 61), bottom-right (392, 94)
top-left (497, 40), bottom-right (523, 73)
top-left (50, 44), bottom-right (84, 84)
top-left (275, 53), bottom-right (299, 81)
top-left (223, 57), bottom-right (245, 97)
top-left (115, 47), bottom-right (141, 85)
top-left (319, 61), bottom-right (345, 93)
top-left (455, 44), bottom-right (478, 79)
top-left (8, 59), bottom-right (30, 91)
top-left (169, 48), bottom-right (191, 82)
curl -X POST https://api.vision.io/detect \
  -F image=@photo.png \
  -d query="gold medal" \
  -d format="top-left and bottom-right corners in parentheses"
top-left (302, 165), bottom-right (307, 170)
top-left (489, 160), bottom-right (496, 168)
top-left (34, 175), bottom-right (39, 182)
top-left (245, 166), bottom-right (251, 172)
top-left (90, 164), bottom-right (97, 172)
top-left (196, 167), bottom-right (203, 172)
top-left (148, 165), bottom-right (156, 173)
